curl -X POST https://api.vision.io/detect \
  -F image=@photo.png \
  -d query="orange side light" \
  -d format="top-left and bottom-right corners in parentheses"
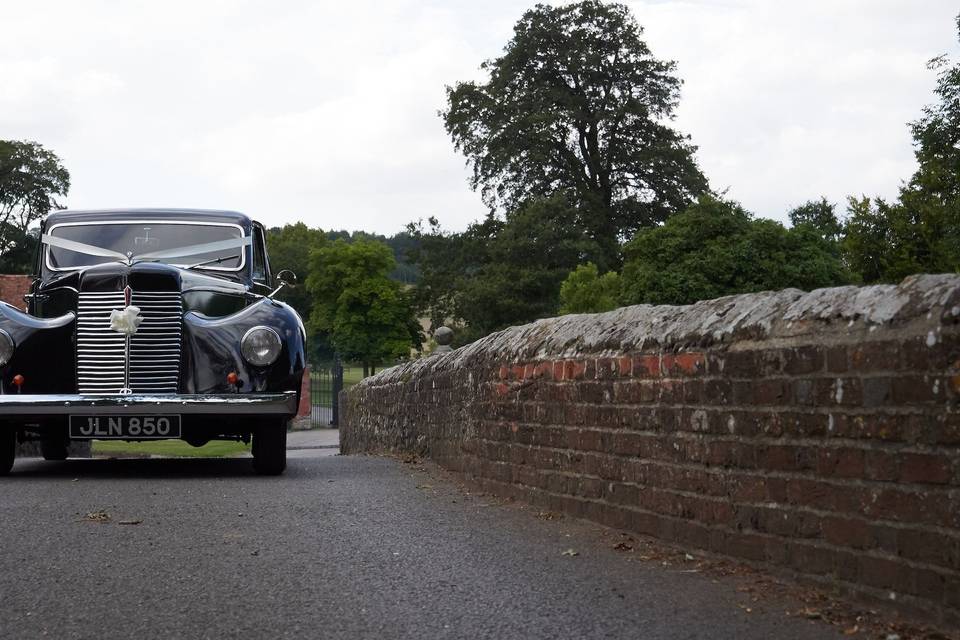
top-left (226, 372), bottom-right (239, 386)
top-left (12, 374), bottom-right (24, 393)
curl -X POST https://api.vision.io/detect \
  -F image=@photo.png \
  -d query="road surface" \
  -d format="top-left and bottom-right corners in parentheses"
top-left (0, 448), bottom-right (835, 639)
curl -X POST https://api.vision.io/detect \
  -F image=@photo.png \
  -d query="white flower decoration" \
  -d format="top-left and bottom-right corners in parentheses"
top-left (109, 306), bottom-right (143, 335)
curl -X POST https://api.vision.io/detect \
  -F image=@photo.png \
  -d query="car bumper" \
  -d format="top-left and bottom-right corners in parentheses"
top-left (0, 392), bottom-right (298, 416)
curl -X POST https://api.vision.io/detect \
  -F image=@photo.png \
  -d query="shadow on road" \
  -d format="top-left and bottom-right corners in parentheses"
top-left (8, 456), bottom-right (266, 480)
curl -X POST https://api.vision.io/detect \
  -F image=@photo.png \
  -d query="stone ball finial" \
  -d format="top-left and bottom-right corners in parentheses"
top-left (434, 326), bottom-right (454, 346)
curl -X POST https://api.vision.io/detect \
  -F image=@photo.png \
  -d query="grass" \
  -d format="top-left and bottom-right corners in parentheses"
top-left (92, 439), bottom-right (250, 458)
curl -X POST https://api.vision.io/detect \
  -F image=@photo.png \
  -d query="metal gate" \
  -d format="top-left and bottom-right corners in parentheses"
top-left (310, 359), bottom-right (344, 428)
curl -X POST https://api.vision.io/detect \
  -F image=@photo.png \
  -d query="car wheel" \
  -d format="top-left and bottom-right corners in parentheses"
top-left (252, 419), bottom-right (287, 476)
top-left (41, 437), bottom-right (69, 461)
top-left (0, 430), bottom-right (15, 476)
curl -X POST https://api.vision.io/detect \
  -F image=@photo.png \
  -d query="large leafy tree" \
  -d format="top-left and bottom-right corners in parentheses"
top-left (410, 194), bottom-right (601, 341)
top-left (267, 223), bottom-right (330, 362)
top-left (266, 223), bottom-right (327, 322)
top-left (0, 140), bottom-right (69, 272)
top-left (559, 262), bottom-right (621, 314)
top-left (306, 239), bottom-right (421, 375)
top-left (788, 197), bottom-right (844, 243)
top-left (443, 0), bottom-right (707, 267)
top-left (620, 196), bottom-right (853, 306)
top-left (842, 16), bottom-right (960, 282)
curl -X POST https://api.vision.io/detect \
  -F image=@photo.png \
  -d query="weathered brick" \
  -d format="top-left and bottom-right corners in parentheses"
top-left (899, 452), bottom-right (952, 485)
top-left (850, 342), bottom-right (900, 372)
top-left (662, 352), bottom-right (706, 376)
top-left (632, 354), bottom-right (661, 378)
top-left (783, 346), bottom-right (825, 375)
top-left (817, 447), bottom-right (866, 479)
top-left (821, 516), bottom-right (873, 550)
top-left (891, 375), bottom-right (946, 404)
top-left (825, 346), bottom-right (848, 373)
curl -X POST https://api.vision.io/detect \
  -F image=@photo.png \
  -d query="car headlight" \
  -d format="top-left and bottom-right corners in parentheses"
top-left (0, 329), bottom-right (13, 367)
top-left (241, 326), bottom-right (282, 366)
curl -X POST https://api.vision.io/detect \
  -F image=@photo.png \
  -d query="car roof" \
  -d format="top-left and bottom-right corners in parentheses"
top-left (44, 208), bottom-right (254, 230)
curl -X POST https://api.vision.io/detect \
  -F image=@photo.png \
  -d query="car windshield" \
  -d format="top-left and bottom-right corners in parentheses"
top-left (47, 222), bottom-right (245, 271)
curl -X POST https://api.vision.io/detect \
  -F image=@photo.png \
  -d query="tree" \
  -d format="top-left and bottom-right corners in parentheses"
top-left (266, 223), bottom-right (327, 320)
top-left (842, 196), bottom-right (924, 284)
top-left (559, 262), bottom-right (621, 314)
top-left (788, 197), bottom-right (843, 243)
top-left (409, 194), bottom-right (601, 340)
top-left (443, 0), bottom-right (707, 267)
top-left (267, 223), bottom-right (330, 362)
top-left (620, 196), bottom-right (852, 306)
top-left (0, 140), bottom-right (69, 268)
top-left (841, 16), bottom-right (960, 283)
top-left (306, 239), bottom-right (421, 375)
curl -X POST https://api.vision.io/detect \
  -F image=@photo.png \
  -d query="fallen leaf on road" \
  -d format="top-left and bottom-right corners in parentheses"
top-left (117, 519), bottom-right (143, 525)
top-left (801, 608), bottom-right (822, 620)
top-left (613, 542), bottom-right (633, 552)
top-left (416, 484), bottom-right (433, 490)
top-left (843, 625), bottom-right (859, 635)
top-left (81, 510), bottom-right (110, 523)
top-left (536, 511), bottom-right (563, 521)
top-left (561, 549), bottom-right (579, 557)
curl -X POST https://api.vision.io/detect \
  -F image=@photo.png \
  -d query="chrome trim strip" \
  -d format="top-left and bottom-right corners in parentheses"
top-left (0, 393), bottom-right (298, 415)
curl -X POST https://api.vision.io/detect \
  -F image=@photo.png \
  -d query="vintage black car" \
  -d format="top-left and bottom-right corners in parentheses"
top-left (0, 208), bottom-right (306, 475)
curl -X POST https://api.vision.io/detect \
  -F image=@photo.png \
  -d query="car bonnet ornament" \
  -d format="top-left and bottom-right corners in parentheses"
top-left (109, 286), bottom-right (143, 335)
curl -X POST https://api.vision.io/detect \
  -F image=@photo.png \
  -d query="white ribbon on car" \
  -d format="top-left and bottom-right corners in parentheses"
top-left (135, 236), bottom-right (252, 262)
top-left (109, 305), bottom-right (143, 335)
top-left (41, 234), bottom-right (252, 265)
top-left (41, 234), bottom-right (130, 262)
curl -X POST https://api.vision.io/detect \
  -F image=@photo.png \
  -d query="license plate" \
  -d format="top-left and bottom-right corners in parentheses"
top-left (69, 415), bottom-right (182, 439)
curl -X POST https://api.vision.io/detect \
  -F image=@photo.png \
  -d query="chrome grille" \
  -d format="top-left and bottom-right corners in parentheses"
top-left (76, 291), bottom-right (183, 394)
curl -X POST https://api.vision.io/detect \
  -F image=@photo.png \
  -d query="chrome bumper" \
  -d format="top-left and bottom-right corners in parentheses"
top-left (0, 392), bottom-right (298, 416)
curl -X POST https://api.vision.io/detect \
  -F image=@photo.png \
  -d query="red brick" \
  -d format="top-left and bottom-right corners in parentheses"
top-left (566, 360), bottom-right (587, 380)
top-left (821, 516), bottom-right (873, 550)
top-left (753, 379), bottom-right (787, 405)
top-left (632, 354), bottom-right (661, 378)
top-left (534, 361), bottom-right (553, 379)
top-left (825, 346), bottom-right (848, 373)
top-left (859, 555), bottom-right (912, 593)
top-left (899, 452), bottom-right (952, 485)
top-left (891, 375), bottom-right (945, 404)
top-left (662, 352), bottom-right (706, 376)
top-left (553, 361), bottom-right (565, 381)
top-left (783, 346), bottom-right (825, 375)
top-left (617, 356), bottom-right (633, 377)
top-left (817, 447), bottom-right (866, 479)
top-left (595, 357), bottom-right (617, 379)
top-left (850, 342), bottom-right (900, 372)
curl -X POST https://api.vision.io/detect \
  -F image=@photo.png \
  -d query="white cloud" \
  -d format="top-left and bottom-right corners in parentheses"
top-left (0, 0), bottom-right (956, 233)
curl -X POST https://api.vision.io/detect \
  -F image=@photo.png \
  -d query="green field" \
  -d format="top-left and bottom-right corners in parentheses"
top-left (92, 439), bottom-right (250, 458)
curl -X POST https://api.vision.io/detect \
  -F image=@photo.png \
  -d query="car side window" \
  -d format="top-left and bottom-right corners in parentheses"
top-left (252, 226), bottom-right (268, 284)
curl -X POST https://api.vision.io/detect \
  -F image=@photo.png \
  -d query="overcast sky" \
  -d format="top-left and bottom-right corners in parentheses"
top-left (1, 1), bottom-right (956, 235)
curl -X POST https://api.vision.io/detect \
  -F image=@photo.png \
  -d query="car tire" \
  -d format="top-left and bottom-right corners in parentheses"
top-left (41, 437), bottom-right (69, 461)
top-left (252, 420), bottom-right (287, 476)
top-left (0, 430), bottom-right (15, 476)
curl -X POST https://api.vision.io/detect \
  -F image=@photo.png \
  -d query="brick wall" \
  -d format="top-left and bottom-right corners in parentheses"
top-left (341, 274), bottom-right (960, 624)
top-left (0, 275), bottom-right (31, 311)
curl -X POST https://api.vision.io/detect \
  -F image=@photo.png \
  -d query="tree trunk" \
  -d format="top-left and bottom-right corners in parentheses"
top-left (363, 362), bottom-right (369, 378)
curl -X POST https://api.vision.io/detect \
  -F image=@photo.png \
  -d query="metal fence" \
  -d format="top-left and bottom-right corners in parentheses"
top-left (310, 360), bottom-right (344, 428)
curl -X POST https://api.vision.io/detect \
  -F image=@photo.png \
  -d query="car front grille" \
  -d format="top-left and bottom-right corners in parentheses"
top-left (76, 291), bottom-right (183, 394)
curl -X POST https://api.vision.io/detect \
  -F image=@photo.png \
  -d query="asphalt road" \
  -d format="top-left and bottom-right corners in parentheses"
top-left (0, 451), bottom-right (837, 640)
